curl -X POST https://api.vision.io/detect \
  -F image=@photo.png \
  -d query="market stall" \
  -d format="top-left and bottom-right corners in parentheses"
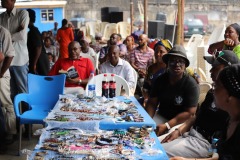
top-left (28, 95), bottom-right (168, 159)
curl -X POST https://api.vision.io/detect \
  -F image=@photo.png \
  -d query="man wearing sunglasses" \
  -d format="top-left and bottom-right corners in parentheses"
top-left (146, 45), bottom-right (199, 137)
top-left (162, 50), bottom-right (240, 158)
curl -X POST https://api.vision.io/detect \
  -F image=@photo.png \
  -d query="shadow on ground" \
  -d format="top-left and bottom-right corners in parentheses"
top-left (0, 124), bottom-right (43, 160)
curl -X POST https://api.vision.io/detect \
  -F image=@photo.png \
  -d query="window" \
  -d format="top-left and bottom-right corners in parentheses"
top-left (41, 9), bottom-right (54, 22)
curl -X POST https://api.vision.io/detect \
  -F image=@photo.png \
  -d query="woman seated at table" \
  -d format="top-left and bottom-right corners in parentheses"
top-left (48, 41), bottom-right (94, 94)
top-left (170, 64), bottom-right (240, 160)
top-left (145, 45), bottom-right (200, 136)
top-left (208, 23), bottom-right (240, 59)
top-left (141, 39), bottom-right (172, 107)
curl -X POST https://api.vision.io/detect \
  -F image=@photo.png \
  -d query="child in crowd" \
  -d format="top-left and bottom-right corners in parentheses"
top-left (47, 52), bottom-right (55, 70)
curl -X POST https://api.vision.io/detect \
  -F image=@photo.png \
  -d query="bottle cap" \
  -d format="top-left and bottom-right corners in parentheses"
top-left (104, 74), bottom-right (107, 76)
top-left (111, 74), bottom-right (115, 76)
top-left (212, 138), bottom-right (219, 144)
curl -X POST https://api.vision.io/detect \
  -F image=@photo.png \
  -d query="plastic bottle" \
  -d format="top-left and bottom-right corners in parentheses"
top-left (88, 71), bottom-right (96, 98)
top-left (102, 74), bottom-right (109, 98)
top-left (208, 138), bottom-right (218, 157)
top-left (193, 68), bottom-right (200, 79)
top-left (109, 74), bottom-right (116, 98)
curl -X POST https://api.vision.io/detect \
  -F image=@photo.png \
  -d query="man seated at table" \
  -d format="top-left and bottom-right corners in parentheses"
top-left (99, 33), bottom-right (127, 64)
top-left (145, 45), bottom-right (199, 136)
top-left (48, 41), bottom-right (94, 94)
top-left (99, 45), bottom-right (136, 95)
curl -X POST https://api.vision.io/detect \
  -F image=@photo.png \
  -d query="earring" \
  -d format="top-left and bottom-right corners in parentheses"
top-left (227, 95), bottom-right (232, 103)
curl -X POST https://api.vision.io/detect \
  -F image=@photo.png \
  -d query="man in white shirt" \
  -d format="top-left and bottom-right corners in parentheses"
top-left (0, 25), bottom-right (15, 146)
top-left (79, 39), bottom-right (96, 59)
top-left (0, 0), bottom-right (29, 101)
top-left (100, 45), bottom-right (136, 95)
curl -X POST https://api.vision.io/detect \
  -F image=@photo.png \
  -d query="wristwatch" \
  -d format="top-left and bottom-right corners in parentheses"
top-left (78, 79), bottom-right (82, 85)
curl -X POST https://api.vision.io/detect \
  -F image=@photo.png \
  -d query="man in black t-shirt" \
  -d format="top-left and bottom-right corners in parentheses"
top-left (162, 50), bottom-right (240, 158)
top-left (27, 9), bottom-right (49, 75)
top-left (150, 71), bottom-right (199, 120)
top-left (146, 45), bottom-right (199, 136)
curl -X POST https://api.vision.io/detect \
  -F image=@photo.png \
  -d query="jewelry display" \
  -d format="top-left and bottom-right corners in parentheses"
top-left (30, 126), bottom-right (158, 159)
top-left (45, 95), bottom-right (144, 124)
top-left (33, 151), bottom-right (47, 160)
top-left (26, 95), bottom-right (166, 160)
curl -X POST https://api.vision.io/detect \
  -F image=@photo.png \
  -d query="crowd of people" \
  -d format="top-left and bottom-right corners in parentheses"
top-left (0, 1), bottom-right (239, 159)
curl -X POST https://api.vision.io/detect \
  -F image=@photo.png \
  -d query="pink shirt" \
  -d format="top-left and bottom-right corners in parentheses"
top-left (130, 46), bottom-right (154, 69)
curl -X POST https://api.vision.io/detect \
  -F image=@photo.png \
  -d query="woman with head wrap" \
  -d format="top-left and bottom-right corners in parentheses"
top-left (208, 23), bottom-right (240, 59)
top-left (141, 39), bottom-right (172, 106)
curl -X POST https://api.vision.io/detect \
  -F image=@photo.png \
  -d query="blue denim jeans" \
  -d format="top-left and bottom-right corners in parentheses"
top-left (9, 63), bottom-right (29, 100)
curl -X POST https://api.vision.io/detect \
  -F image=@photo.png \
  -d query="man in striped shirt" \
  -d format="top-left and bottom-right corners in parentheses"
top-left (130, 34), bottom-right (154, 94)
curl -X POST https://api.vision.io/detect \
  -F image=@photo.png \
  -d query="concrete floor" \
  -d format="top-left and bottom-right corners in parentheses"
top-left (0, 124), bottom-right (43, 160)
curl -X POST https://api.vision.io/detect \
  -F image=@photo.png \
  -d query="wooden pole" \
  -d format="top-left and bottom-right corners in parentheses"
top-left (176, 0), bottom-right (181, 45)
top-left (130, 0), bottom-right (134, 33)
top-left (177, 0), bottom-right (184, 45)
top-left (181, 0), bottom-right (185, 45)
top-left (144, 0), bottom-right (148, 34)
top-left (172, 10), bottom-right (178, 45)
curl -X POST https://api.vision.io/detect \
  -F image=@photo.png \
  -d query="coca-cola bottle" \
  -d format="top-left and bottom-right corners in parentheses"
top-left (109, 74), bottom-right (116, 98)
top-left (102, 74), bottom-right (109, 98)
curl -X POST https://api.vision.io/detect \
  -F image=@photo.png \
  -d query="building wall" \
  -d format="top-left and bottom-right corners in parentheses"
top-left (31, 0), bottom-right (240, 30)
top-left (34, 8), bottom-right (63, 32)
top-left (62, 0), bottom-right (240, 26)
top-left (19, 7), bottom-right (64, 32)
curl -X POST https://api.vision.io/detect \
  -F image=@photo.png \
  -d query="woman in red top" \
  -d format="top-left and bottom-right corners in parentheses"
top-left (56, 19), bottom-right (74, 59)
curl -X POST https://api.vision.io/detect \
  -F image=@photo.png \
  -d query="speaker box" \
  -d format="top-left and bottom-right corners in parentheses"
top-left (164, 24), bottom-right (177, 45)
top-left (110, 12), bottom-right (123, 23)
top-left (101, 15), bottom-right (110, 22)
top-left (101, 7), bottom-right (119, 22)
top-left (148, 20), bottom-right (165, 39)
top-left (101, 7), bottom-right (119, 14)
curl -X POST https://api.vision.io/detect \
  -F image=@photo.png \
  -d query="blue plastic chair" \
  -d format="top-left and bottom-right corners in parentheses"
top-left (14, 74), bottom-right (66, 155)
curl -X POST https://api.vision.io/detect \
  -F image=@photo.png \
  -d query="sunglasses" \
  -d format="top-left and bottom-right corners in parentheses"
top-left (169, 58), bottom-right (186, 66)
top-left (213, 50), bottom-right (232, 66)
